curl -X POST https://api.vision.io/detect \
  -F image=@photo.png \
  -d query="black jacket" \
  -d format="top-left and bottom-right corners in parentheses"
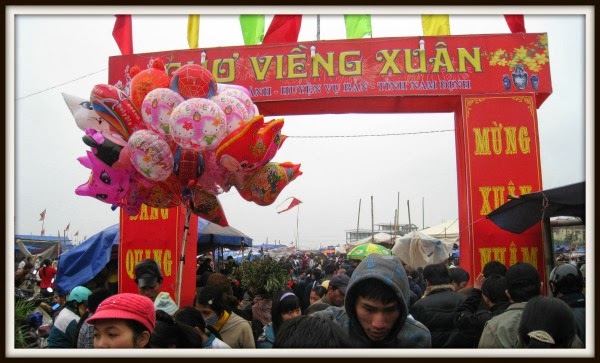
top-left (410, 285), bottom-right (470, 348)
top-left (454, 288), bottom-right (511, 347)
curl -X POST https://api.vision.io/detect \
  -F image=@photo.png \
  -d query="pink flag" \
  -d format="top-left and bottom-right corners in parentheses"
top-left (65, 223), bottom-right (70, 232)
top-left (277, 197), bottom-right (302, 214)
top-left (113, 15), bottom-right (133, 55)
top-left (504, 15), bottom-right (526, 33)
top-left (262, 15), bottom-right (302, 44)
top-left (39, 209), bottom-right (46, 221)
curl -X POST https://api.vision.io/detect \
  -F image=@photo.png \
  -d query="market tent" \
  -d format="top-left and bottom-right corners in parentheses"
top-left (419, 218), bottom-right (459, 240)
top-left (196, 218), bottom-right (253, 255)
top-left (14, 234), bottom-right (74, 261)
top-left (55, 224), bottom-right (119, 295)
top-left (392, 231), bottom-right (454, 269)
top-left (55, 219), bottom-right (252, 295)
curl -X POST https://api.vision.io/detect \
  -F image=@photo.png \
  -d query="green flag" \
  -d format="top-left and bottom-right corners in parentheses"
top-left (344, 15), bottom-right (372, 39)
top-left (240, 15), bottom-right (265, 45)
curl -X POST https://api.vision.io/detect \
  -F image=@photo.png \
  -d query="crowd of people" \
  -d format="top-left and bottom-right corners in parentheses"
top-left (15, 249), bottom-right (587, 351)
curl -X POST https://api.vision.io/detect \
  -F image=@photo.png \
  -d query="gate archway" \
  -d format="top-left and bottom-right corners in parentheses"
top-left (109, 33), bottom-right (551, 286)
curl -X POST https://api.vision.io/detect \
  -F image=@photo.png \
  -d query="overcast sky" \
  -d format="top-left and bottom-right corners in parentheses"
top-left (9, 7), bottom-right (589, 251)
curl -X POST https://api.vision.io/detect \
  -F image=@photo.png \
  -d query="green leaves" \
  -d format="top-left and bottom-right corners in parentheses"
top-left (239, 256), bottom-right (289, 298)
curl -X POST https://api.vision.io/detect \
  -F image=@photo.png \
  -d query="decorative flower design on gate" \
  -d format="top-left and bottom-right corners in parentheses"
top-left (485, 34), bottom-right (549, 72)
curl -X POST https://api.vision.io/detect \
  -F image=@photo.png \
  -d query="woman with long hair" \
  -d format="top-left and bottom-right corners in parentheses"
top-left (256, 290), bottom-right (301, 348)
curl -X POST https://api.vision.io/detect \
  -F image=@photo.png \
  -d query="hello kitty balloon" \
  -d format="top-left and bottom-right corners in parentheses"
top-left (141, 88), bottom-right (185, 137)
top-left (169, 98), bottom-right (227, 152)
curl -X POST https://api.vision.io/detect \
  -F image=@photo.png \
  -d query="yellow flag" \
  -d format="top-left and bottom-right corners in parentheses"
top-left (187, 15), bottom-right (200, 49)
top-left (421, 15), bottom-right (450, 36)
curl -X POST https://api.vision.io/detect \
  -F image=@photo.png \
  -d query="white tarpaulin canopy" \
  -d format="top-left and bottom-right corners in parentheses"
top-left (392, 231), bottom-right (455, 268)
top-left (419, 218), bottom-right (459, 240)
top-left (346, 232), bottom-right (395, 247)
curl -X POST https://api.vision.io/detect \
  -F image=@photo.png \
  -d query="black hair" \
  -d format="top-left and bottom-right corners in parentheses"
top-left (448, 267), bottom-right (470, 285)
top-left (173, 306), bottom-right (223, 340)
top-left (482, 260), bottom-right (507, 277)
top-left (271, 291), bottom-right (301, 335)
top-left (123, 319), bottom-right (152, 347)
top-left (195, 286), bottom-right (226, 316)
top-left (88, 288), bottom-right (113, 313)
top-left (505, 262), bottom-right (540, 302)
top-left (480, 274), bottom-right (509, 304)
top-left (423, 263), bottom-right (451, 285)
top-left (323, 263), bottom-right (336, 275)
top-left (352, 278), bottom-right (400, 306)
top-left (518, 296), bottom-right (577, 348)
top-left (42, 258), bottom-right (52, 267)
top-left (274, 315), bottom-right (355, 348)
top-left (150, 310), bottom-right (203, 348)
top-left (311, 285), bottom-right (327, 298)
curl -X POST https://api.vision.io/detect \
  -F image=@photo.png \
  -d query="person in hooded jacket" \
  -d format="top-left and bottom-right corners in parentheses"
top-left (312, 254), bottom-right (431, 348)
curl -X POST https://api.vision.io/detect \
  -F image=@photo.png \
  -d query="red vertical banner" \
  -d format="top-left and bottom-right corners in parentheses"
top-left (455, 94), bottom-right (545, 288)
top-left (119, 205), bottom-right (198, 306)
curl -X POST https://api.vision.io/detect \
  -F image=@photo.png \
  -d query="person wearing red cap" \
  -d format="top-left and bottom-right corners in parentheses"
top-left (87, 293), bottom-right (156, 348)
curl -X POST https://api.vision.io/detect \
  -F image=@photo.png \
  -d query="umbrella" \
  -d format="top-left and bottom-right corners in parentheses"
top-left (487, 182), bottom-right (585, 234)
top-left (347, 243), bottom-right (392, 261)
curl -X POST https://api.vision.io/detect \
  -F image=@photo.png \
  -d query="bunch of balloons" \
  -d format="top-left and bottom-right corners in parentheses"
top-left (65, 59), bottom-right (302, 226)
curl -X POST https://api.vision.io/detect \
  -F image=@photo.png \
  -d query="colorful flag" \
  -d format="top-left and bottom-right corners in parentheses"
top-left (262, 15), bottom-right (302, 44)
top-left (113, 15), bottom-right (133, 55)
top-left (344, 15), bottom-right (372, 39)
top-left (504, 15), bottom-right (526, 33)
top-left (240, 15), bottom-right (265, 45)
top-left (65, 223), bottom-right (70, 232)
top-left (39, 209), bottom-right (46, 221)
top-left (74, 231), bottom-right (79, 237)
top-left (277, 197), bottom-right (303, 214)
top-left (187, 15), bottom-right (200, 49)
top-left (421, 15), bottom-right (451, 36)
top-left (41, 229), bottom-right (45, 236)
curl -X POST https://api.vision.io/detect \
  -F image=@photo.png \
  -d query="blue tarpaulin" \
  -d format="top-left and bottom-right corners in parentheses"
top-left (55, 219), bottom-right (252, 295)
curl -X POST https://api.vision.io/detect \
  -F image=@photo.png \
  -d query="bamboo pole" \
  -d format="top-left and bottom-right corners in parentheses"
top-left (356, 199), bottom-right (361, 243)
top-left (371, 196), bottom-right (374, 243)
top-left (407, 200), bottom-right (412, 231)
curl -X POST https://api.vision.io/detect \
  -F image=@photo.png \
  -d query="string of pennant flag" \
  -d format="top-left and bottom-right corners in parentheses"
top-left (112, 14), bottom-right (526, 55)
top-left (38, 208), bottom-right (78, 237)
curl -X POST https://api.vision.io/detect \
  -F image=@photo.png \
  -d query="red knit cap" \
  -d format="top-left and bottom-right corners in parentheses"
top-left (87, 293), bottom-right (156, 331)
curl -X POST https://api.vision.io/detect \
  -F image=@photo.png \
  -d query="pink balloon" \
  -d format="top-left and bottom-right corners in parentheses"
top-left (219, 88), bottom-right (257, 120)
top-left (169, 98), bottom-right (227, 151)
top-left (141, 88), bottom-right (185, 137)
top-left (210, 94), bottom-right (250, 134)
top-left (128, 130), bottom-right (174, 181)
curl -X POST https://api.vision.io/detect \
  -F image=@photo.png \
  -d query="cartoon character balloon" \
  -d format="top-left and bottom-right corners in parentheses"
top-left (91, 84), bottom-right (146, 139)
top-left (63, 93), bottom-right (111, 132)
top-left (169, 98), bottom-right (227, 151)
top-left (128, 130), bottom-right (174, 182)
top-left (210, 93), bottom-right (250, 134)
top-left (75, 151), bottom-right (132, 206)
top-left (141, 88), bottom-right (185, 137)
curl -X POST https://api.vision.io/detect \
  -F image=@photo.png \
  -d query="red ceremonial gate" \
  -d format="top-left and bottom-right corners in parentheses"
top-left (110, 33), bottom-right (551, 304)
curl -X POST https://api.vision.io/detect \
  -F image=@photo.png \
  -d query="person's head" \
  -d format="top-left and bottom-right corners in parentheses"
top-left (323, 263), bottom-right (336, 276)
top-left (87, 293), bottom-right (156, 348)
top-left (174, 305), bottom-right (223, 342)
top-left (274, 315), bottom-right (354, 348)
top-left (195, 286), bottom-right (227, 328)
top-left (206, 272), bottom-right (234, 297)
top-left (88, 288), bottom-right (114, 314)
top-left (422, 263), bottom-right (451, 287)
top-left (67, 286), bottom-right (92, 316)
top-left (149, 309), bottom-right (203, 348)
top-left (345, 255), bottom-right (407, 343)
top-left (448, 267), bottom-right (470, 291)
top-left (482, 260), bottom-right (507, 277)
top-left (134, 259), bottom-right (163, 301)
top-left (22, 262), bottom-right (34, 272)
top-left (326, 273), bottom-right (350, 307)
top-left (272, 291), bottom-right (301, 334)
top-left (505, 262), bottom-right (541, 303)
top-left (549, 263), bottom-right (584, 297)
top-left (480, 274), bottom-right (509, 307)
top-left (518, 296), bottom-right (578, 348)
top-left (309, 285), bottom-right (327, 305)
top-left (42, 258), bottom-right (53, 268)
top-left (153, 292), bottom-right (178, 315)
top-left (311, 268), bottom-right (322, 280)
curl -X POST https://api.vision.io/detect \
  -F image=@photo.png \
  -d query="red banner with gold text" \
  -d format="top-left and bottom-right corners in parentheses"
top-left (456, 94), bottom-right (544, 285)
top-left (119, 205), bottom-right (198, 306)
